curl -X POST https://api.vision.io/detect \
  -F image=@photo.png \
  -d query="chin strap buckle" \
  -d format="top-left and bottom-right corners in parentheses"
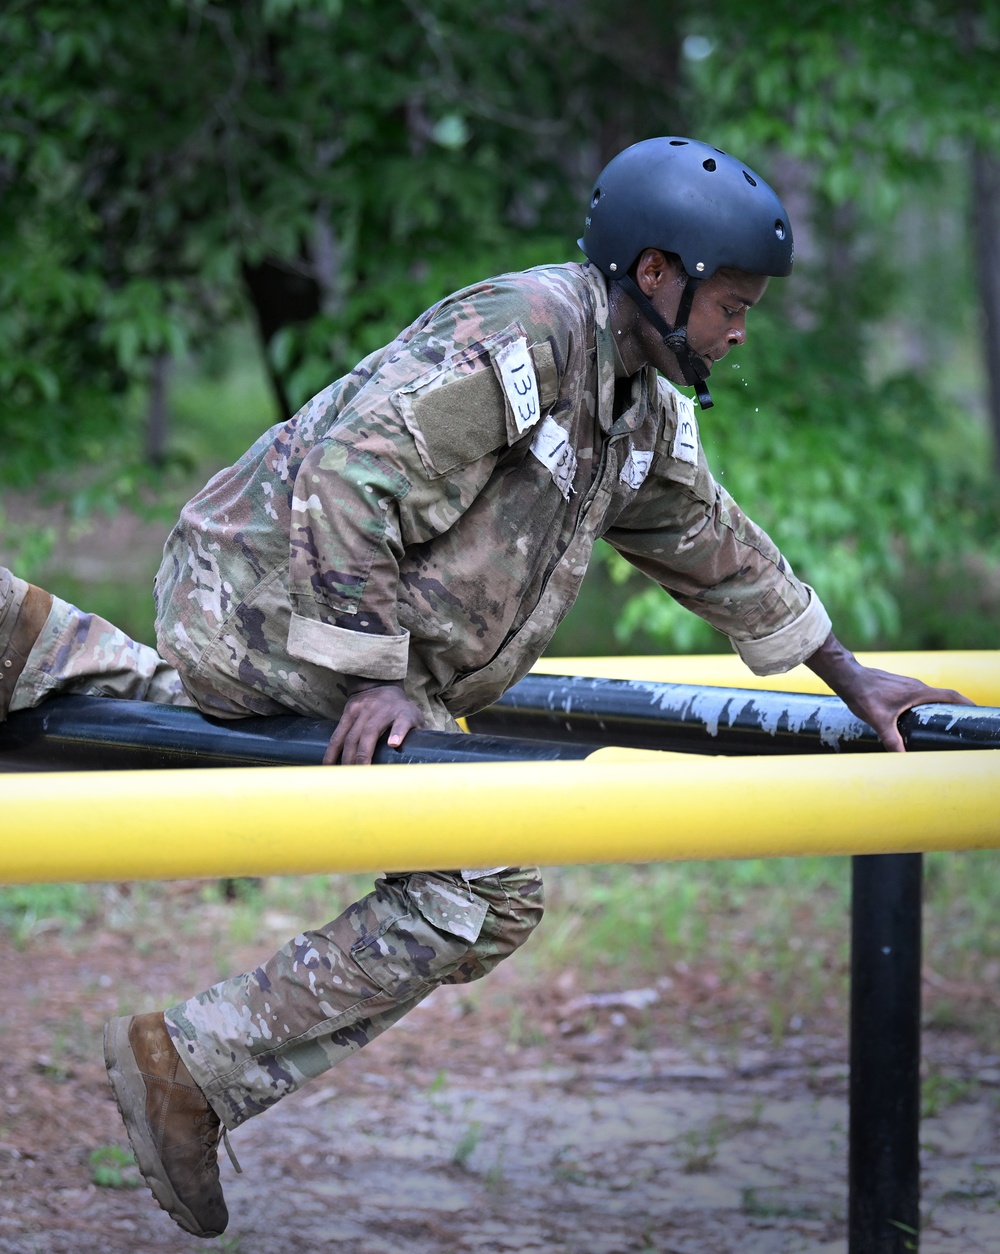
top-left (664, 328), bottom-right (688, 354)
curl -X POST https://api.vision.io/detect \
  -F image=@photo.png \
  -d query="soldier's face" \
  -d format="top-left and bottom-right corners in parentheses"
top-left (634, 251), bottom-right (768, 384)
top-left (681, 268), bottom-right (769, 374)
top-left (651, 267), bottom-right (769, 383)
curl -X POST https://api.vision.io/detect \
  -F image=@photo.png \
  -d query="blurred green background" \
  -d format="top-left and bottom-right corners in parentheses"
top-left (2, 0), bottom-right (998, 655)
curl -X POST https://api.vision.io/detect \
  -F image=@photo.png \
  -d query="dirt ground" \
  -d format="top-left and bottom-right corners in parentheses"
top-left (1, 882), bottom-right (998, 1254)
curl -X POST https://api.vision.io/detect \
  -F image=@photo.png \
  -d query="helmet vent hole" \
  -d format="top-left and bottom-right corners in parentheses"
top-left (743, 171), bottom-right (757, 186)
top-left (703, 158), bottom-right (717, 172)
top-left (669, 139), bottom-right (688, 146)
top-left (775, 220), bottom-right (786, 240)
top-left (592, 188), bottom-right (602, 207)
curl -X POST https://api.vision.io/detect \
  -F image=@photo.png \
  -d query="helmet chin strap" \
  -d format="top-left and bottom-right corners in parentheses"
top-left (615, 273), bottom-right (714, 409)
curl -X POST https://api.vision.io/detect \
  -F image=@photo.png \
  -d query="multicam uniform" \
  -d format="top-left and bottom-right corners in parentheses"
top-left (153, 261), bottom-right (828, 728)
top-left (8, 262), bottom-right (830, 1128)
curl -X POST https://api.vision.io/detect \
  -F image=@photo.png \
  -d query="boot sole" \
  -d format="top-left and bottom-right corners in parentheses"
top-left (103, 1015), bottom-right (224, 1239)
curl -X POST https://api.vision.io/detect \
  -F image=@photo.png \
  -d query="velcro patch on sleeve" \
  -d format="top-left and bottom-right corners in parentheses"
top-left (393, 367), bottom-right (508, 478)
top-left (530, 339), bottom-right (560, 411)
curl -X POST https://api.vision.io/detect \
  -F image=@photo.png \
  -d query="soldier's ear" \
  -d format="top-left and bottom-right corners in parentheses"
top-left (635, 249), bottom-right (679, 298)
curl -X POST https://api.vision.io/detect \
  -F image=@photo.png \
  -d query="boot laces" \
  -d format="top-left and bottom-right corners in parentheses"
top-left (222, 1128), bottom-right (242, 1174)
top-left (197, 1110), bottom-right (242, 1175)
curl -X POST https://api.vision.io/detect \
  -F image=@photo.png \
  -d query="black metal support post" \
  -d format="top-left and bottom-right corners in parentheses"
top-left (850, 853), bottom-right (923, 1252)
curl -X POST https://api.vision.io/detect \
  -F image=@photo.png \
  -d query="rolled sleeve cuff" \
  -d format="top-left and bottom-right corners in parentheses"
top-left (287, 613), bottom-right (410, 681)
top-left (732, 585), bottom-right (832, 676)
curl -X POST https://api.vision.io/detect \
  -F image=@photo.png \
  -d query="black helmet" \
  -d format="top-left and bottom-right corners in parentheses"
top-left (579, 136), bottom-right (793, 280)
top-left (578, 137), bottom-right (793, 409)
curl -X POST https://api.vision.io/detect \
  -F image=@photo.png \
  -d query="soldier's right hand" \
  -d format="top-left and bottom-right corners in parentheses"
top-left (323, 679), bottom-right (425, 766)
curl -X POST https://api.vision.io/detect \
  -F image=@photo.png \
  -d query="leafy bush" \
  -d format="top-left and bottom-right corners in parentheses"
top-left (609, 296), bottom-right (999, 652)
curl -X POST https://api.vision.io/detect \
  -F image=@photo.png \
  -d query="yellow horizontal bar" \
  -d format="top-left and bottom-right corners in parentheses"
top-left (533, 651), bottom-right (1000, 706)
top-left (3, 751), bottom-right (998, 884)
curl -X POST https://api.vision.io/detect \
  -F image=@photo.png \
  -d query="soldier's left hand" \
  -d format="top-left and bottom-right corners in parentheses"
top-left (804, 631), bottom-right (975, 752)
top-left (834, 667), bottom-right (975, 753)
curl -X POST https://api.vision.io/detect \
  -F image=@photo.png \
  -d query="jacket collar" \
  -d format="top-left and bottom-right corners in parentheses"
top-left (580, 263), bottom-right (653, 439)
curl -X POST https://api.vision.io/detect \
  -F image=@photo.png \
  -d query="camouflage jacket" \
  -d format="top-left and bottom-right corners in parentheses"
top-left (154, 263), bottom-right (830, 723)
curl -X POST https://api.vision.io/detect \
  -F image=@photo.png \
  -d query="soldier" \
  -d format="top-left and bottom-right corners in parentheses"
top-left (0, 137), bottom-right (971, 1238)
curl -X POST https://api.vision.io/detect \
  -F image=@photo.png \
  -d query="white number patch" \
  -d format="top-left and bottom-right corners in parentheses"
top-left (530, 415), bottom-right (577, 501)
top-left (496, 337), bottom-right (542, 435)
top-left (670, 391), bottom-right (700, 465)
top-left (620, 446), bottom-right (653, 490)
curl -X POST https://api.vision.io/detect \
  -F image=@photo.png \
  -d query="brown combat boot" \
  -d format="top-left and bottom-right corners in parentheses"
top-left (0, 567), bottom-right (53, 720)
top-left (104, 1013), bottom-right (231, 1238)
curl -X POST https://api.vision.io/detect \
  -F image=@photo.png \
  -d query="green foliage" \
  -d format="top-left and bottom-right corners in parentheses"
top-left (0, 882), bottom-right (97, 947)
top-left (88, 1144), bottom-right (140, 1189)
top-left (0, 505), bottom-right (56, 579)
top-left (451, 1120), bottom-right (484, 1168)
top-left (688, 0), bottom-right (1000, 198)
top-left (515, 851), bottom-right (1000, 1046)
top-left (922, 1071), bottom-right (978, 1120)
top-left (530, 858), bottom-right (852, 1001)
top-left (0, 0), bottom-right (675, 483)
top-left (612, 293), bottom-right (1000, 651)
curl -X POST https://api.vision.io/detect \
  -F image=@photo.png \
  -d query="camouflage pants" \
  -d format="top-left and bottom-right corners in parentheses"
top-left (164, 867), bottom-right (544, 1129)
top-left (7, 589), bottom-right (543, 1127)
top-left (8, 590), bottom-right (192, 712)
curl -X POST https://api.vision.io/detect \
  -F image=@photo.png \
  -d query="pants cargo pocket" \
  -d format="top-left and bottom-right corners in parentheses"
top-left (348, 872), bottom-right (489, 999)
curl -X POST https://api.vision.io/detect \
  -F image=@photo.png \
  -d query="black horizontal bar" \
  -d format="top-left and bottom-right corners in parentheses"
top-left (468, 674), bottom-right (1000, 755)
top-left (0, 695), bottom-right (590, 771)
top-left (4, 677), bottom-right (996, 772)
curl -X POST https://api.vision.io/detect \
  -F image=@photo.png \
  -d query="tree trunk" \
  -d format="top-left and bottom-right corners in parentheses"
top-left (970, 145), bottom-right (1000, 473)
top-left (242, 258), bottom-right (321, 423)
